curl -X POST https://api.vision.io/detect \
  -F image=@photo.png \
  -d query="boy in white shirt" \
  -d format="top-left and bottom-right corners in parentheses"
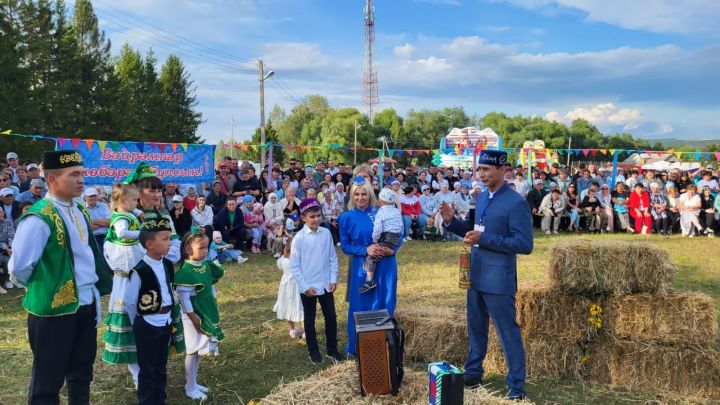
top-left (290, 199), bottom-right (343, 364)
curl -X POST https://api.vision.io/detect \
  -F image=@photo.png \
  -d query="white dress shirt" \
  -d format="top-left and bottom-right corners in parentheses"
top-left (10, 195), bottom-right (99, 306)
top-left (125, 255), bottom-right (173, 327)
top-left (290, 225), bottom-right (338, 295)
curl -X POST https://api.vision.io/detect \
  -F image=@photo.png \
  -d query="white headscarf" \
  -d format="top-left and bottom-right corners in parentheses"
top-left (264, 192), bottom-right (282, 223)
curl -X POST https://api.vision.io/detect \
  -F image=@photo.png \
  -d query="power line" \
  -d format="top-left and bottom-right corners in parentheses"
top-left (85, 1), bottom-right (307, 105)
top-left (98, 16), bottom-right (256, 75)
top-left (92, 0), bottom-right (257, 67)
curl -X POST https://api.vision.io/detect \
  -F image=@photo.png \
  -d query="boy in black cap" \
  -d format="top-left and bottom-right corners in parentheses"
top-left (125, 218), bottom-right (179, 405)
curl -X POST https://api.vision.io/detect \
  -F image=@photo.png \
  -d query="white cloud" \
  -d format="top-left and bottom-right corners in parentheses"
top-left (528, 27), bottom-right (546, 35)
top-left (260, 42), bottom-right (331, 71)
top-left (393, 43), bottom-right (415, 59)
top-left (545, 103), bottom-right (644, 130)
top-left (487, 25), bottom-right (511, 32)
top-left (489, 0), bottom-right (720, 34)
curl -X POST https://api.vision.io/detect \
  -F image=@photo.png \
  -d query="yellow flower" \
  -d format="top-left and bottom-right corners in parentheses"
top-left (580, 354), bottom-right (590, 364)
top-left (589, 304), bottom-right (602, 316)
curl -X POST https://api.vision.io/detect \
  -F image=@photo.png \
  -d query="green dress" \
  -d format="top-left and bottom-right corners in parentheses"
top-left (175, 260), bottom-right (225, 341)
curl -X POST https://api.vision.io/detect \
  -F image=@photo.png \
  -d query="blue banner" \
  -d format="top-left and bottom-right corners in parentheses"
top-left (57, 140), bottom-right (215, 186)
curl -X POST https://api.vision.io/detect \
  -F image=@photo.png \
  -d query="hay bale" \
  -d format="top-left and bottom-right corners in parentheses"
top-left (604, 292), bottom-right (719, 345)
top-left (395, 306), bottom-right (467, 366)
top-left (606, 340), bottom-right (720, 400)
top-left (396, 305), bottom-right (585, 381)
top-left (548, 240), bottom-right (674, 294)
top-left (260, 361), bottom-right (527, 404)
top-left (484, 329), bottom-right (581, 380)
top-left (516, 285), bottom-right (598, 341)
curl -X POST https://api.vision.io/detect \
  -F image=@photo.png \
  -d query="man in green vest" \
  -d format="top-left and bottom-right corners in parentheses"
top-left (9, 150), bottom-right (111, 405)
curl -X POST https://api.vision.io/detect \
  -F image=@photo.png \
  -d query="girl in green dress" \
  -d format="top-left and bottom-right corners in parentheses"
top-left (175, 228), bottom-right (224, 401)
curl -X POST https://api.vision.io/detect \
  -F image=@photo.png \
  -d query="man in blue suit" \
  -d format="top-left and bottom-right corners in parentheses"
top-left (440, 149), bottom-right (533, 400)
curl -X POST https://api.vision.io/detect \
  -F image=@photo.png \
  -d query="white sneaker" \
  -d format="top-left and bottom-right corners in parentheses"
top-left (336, 242), bottom-right (341, 247)
top-left (196, 384), bottom-right (209, 393)
top-left (0, 286), bottom-right (6, 294)
top-left (552, 230), bottom-right (559, 235)
top-left (212, 260), bottom-right (221, 266)
top-left (237, 256), bottom-right (248, 264)
top-left (689, 233), bottom-right (695, 238)
top-left (185, 388), bottom-right (207, 400)
top-left (544, 230), bottom-right (551, 235)
top-left (404, 237), bottom-right (412, 242)
top-left (273, 253), bottom-right (281, 258)
top-left (4, 281), bottom-right (13, 289)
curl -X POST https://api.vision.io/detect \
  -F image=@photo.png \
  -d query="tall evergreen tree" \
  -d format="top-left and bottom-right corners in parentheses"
top-left (159, 54), bottom-right (203, 143)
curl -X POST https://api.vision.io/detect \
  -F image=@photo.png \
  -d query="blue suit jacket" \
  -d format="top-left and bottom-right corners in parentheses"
top-left (447, 183), bottom-right (533, 295)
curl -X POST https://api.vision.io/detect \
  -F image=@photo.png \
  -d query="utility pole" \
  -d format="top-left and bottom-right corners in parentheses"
top-left (354, 120), bottom-right (362, 166)
top-left (258, 60), bottom-right (274, 169)
top-left (566, 136), bottom-right (572, 167)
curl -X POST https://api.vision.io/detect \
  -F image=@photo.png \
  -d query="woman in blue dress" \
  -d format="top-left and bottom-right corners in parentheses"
top-left (339, 177), bottom-right (403, 355)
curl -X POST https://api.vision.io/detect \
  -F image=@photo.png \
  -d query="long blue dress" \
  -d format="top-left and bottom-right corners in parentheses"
top-left (338, 205), bottom-right (403, 355)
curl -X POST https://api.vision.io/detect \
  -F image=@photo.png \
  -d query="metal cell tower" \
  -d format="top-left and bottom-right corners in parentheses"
top-left (363, 0), bottom-right (379, 122)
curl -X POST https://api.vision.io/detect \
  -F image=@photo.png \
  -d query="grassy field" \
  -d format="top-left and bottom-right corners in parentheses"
top-left (0, 233), bottom-right (718, 404)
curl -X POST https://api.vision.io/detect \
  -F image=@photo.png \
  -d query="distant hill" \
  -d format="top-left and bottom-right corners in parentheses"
top-left (639, 138), bottom-right (719, 148)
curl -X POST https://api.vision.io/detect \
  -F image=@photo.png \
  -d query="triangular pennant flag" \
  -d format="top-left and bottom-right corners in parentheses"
top-left (599, 149), bottom-right (607, 155)
top-left (170, 143), bottom-right (178, 152)
top-left (582, 149), bottom-right (590, 157)
top-left (109, 141), bottom-right (120, 151)
top-left (148, 142), bottom-right (157, 150)
top-left (138, 143), bottom-right (145, 153)
top-left (58, 137), bottom-right (67, 147)
top-left (388, 149), bottom-right (395, 157)
top-left (694, 152), bottom-right (702, 160)
top-left (609, 149), bottom-right (616, 156)
top-left (590, 150), bottom-right (598, 156)
top-left (572, 149), bottom-right (581, 156)
top-left (0, 129), bottom-right (11, 135)
top-left (97, 140), bottom-right (107, 150)
top-left (704, 153), bottom-right (711, 161)
top-left (396, 150), bottom-right (404, 157)
top-left (180, 143), bottom-right (188, 151)
top-left (407, 150), bottom-right (414, 156)
top-left (674, 152), bottom-right (683, 159)
top-left (158, 143), bottom-right (167, 153)
top-left (71, 138), bottom-right (81, 148)
top-left (83, 139), bottom-right (94, 149)
top-left (715, 152), bottom-right (720, 161)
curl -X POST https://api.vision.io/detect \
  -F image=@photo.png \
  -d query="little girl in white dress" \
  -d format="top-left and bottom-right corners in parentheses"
top-left (272, 238), bottom-right (304, 339)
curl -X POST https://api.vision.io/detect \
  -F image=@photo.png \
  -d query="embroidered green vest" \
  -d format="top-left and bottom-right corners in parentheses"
top-left (106, 212), bottom-right (141, 246)
top-left (19, 199), bottom-right (113, 316)
top-left (175, 261), bottom-right (225, 340)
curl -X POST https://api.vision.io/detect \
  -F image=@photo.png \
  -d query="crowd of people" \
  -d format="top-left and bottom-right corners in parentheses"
top-left (3, 147), bottom-right (718, 403)
top-left (2, 152), bottom-right (720, 296)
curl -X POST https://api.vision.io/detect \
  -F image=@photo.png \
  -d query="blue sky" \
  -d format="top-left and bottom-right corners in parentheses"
top-left (89, 0), bottom-right (720, 143)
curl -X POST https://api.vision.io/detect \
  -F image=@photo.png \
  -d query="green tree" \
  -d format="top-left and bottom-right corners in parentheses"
top-left (158, 54), bottom-right (203, 143)
top-left (236, 122), bottom-right (285, 164)
top-left (114, 44), bottom-right (145, 139)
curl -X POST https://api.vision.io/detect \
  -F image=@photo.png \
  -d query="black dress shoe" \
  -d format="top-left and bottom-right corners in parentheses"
top-left (326, 350), bottom-right (346, 362)
top-left (464, 376), bottom-right (483, 388)
top-left (309, 351), bottom-right (323, 364)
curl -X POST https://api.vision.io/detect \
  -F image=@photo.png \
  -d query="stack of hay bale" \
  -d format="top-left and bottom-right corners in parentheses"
top-left (397, 240), bottom-right (720, 400)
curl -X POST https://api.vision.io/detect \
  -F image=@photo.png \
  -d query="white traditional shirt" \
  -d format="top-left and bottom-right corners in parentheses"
top-left (125, 255), bottom-right (172, 327)
top-left (290, 225), bottom-right (338, 295)
top-left (9, 194), bottom-right (101, 321)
